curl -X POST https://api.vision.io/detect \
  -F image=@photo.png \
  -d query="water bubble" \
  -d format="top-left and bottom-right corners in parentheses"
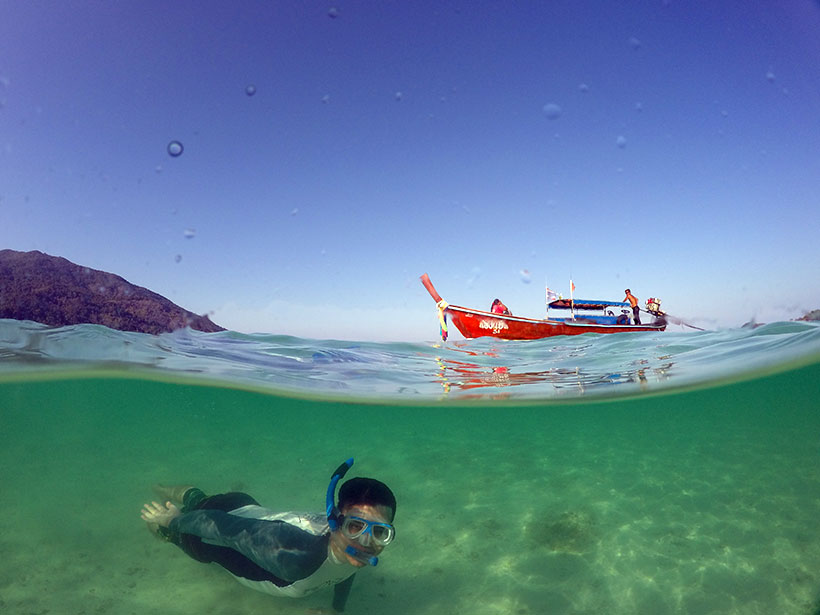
top-left (290, 208), bottom-right (299, 216)
top-left (542, 103), bottom-right (562, 120)
top-left (167, 140), bottom-right (184, 157)
top-left (395, 91), bottom-right (403, 101)
top-left (635, 102), bottom-right (643, 112)
top-left (328, 7), bottom-right (339, 18)
top-left (579, 83), bottom-right (589, 93)
top-left (520, 269), bottom-right (532, 284)
top-left (616, 135), bottom-right (627, 149)
top-left (183, 228), bottom-right (196, 239)
top-left (245, 85), bottom-right (256, 96)
top-left (155, 165), bottom-right (162, 174)
top-left (629, 36), bottom-right (642, 50)
top-left (321, 94), bottom-right (330, 104)
top-left (175, 254), bottom-right (182, 263)
top-left (766, 71), bottom-right (775, 83)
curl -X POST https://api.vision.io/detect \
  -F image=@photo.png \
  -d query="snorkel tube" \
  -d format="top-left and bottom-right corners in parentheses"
top-left (326, 457), bottom-right (379, 567)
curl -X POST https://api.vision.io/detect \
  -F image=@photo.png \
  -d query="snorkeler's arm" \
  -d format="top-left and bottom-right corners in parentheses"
top-left (332, 573), bottom-right (355, 612)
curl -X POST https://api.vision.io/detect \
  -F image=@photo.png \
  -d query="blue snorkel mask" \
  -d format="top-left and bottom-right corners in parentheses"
top-left (326, 457), bottom-right (380, 567)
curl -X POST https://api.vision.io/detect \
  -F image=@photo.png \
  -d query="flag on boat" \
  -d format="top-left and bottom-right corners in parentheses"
top-left (546, 287), bottom-right (557, 302)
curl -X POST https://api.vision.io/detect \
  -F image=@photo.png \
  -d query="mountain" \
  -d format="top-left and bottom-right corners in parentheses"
top-left (0, 249), bottom-right (225, 334)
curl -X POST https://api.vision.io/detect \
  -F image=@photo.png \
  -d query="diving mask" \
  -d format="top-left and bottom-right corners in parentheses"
top-left (340, 515), bottom-right (395, 546)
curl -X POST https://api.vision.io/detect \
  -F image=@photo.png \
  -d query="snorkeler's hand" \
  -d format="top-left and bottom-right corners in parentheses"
top-left (140, 500), bottom-right (180, 527)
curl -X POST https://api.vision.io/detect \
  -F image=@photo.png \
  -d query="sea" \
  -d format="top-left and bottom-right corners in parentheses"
top-left (1, 318), bottom-right (819, 615)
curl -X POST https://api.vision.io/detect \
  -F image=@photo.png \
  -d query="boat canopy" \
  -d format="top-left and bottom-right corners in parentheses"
top-left (549, 299), bottom-right (629, 310)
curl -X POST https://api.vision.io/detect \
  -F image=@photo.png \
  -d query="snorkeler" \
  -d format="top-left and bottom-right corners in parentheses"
top-left (140, 458), bottom-right (396, 612)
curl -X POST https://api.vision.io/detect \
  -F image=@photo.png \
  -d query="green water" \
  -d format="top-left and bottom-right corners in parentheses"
top-left (1, 362), bottom-right (819, 614)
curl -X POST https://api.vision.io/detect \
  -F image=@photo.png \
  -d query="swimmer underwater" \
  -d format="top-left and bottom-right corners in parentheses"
top-left (140, 458), bottom-right (396, 612)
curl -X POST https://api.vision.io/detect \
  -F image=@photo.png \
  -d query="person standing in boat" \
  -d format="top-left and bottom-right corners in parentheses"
top-left (491, 298), bottom-right (511, 315)
top-left (624, 289), bottom-right (641, 325)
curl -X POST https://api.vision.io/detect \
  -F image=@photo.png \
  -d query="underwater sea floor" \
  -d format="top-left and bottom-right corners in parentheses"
top-left (1, 358), bottom-right (819, 614)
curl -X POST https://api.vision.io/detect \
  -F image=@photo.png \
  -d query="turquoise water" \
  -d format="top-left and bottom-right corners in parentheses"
top-left (1, 319), bottom-right (819, 614)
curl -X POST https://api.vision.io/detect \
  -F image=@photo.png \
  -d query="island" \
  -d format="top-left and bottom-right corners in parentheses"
top-left (0, 249), bottom-right (225, 334)
top-left (796, 309), bottom-right (820, 322)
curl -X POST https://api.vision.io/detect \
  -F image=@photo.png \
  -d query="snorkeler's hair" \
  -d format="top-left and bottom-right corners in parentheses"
top-left (338, 477), bottom-right (397, 522)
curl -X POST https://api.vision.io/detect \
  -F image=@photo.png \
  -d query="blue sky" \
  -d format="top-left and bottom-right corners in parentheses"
top-left (2, 1), bottom-right (819, 341)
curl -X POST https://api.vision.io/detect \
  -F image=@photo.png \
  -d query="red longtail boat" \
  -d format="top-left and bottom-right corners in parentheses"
top-left (420, 273), bottom-right (667, 341)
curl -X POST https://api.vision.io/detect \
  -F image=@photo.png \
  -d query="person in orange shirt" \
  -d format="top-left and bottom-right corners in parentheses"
top-left (624, 289), bottom-right (641, 325)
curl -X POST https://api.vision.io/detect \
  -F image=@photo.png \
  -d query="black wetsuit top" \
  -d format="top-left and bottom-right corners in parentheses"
top-left (167, 494), bottom-right (356, 612)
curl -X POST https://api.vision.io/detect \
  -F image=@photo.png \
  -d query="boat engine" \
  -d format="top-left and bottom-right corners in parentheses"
top-left (645, 297), bottom-right (664, 316)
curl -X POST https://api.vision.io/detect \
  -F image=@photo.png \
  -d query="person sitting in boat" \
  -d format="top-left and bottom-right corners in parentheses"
top-left (491, 298), bottom-right (511, 315)
top-left (623, 289), bottom-right (641, 325)
top-left (139, 459), bottom-right (396, 613)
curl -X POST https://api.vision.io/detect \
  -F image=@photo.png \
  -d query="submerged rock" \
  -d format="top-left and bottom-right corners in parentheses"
top-left (0, 249), bottom-right (225, 334)
top-left (526, 510), bottom-right (598, 554)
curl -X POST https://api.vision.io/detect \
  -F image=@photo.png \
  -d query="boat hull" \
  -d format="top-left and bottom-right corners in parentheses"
top-left (446, 304), bottom-right (666, 340)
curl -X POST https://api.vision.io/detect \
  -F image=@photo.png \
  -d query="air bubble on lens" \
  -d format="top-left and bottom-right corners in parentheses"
top-left (155, 165), bottom-right (162, 174)
top-left (616, 135), bottom-right (627, 149)
top-left (542, 103), bottom-right (562, 120)
top-left (175, 254), bottom-right (182, 263)
top-left (321, 94), bottom-right (330, 104)
top-left (766, 71), bottom-right (775, 82)
top-left (246, 85), bottom-right (256, 96)
top-left (520, 269), bottom-right (532, 284)
top-left (579, 83), bottom-right (589, 93)
top-left (328, 7), bottom-right (339, 18)
top-left (395, 91), bottom-right (403, 101)
top-left (629, 37), bottom-right (642, 50)
top-left (635, 102), bottom-right (643, 112)
top-left (290, 208), bottom-right (299, 216)
top-left (184, 228), bottom-right (196, 239)
top-left (167, 140), bottom-right (184, 157)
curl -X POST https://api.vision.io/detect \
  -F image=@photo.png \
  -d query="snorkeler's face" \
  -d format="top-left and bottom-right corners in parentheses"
top-left (330, 504), bottom-right (393, 567)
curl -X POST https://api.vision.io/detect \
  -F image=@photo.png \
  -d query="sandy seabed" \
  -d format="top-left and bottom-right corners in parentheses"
top-left (1, 372), bottom-right (819, 615)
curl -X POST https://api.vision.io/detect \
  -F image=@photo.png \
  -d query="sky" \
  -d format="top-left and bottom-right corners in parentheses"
top-left (1, 1), bottom-right (819, 341)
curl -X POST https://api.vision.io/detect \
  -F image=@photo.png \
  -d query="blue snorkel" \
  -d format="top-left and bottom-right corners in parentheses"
top-left (326, 457), bottom-right (379, 567)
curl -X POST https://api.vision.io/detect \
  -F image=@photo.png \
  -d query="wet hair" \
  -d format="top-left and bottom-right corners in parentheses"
top-left (492, 299), bottom-right (500, 306)
top-left (624, 289), bottom-right (631, 293)
top-left (338, 477), bottom-right (397, 522)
